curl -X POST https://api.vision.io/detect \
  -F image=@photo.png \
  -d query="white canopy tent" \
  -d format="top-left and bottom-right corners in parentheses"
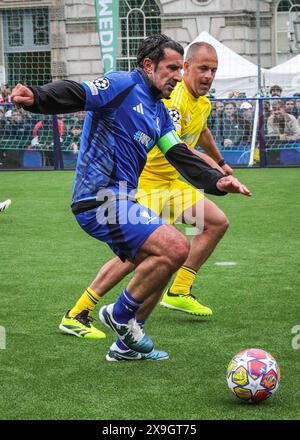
top-left (265, 54), bottom-right (300, 96)
top-left (185, 31), bottom-right (261, 98)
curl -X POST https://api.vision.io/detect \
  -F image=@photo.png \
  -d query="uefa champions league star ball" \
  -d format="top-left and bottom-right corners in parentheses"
top-left (226, 348), bottom-right (281, 403)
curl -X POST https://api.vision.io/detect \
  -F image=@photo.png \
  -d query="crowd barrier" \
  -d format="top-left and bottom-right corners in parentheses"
top-left (1, 97), bottom-right (300, 169)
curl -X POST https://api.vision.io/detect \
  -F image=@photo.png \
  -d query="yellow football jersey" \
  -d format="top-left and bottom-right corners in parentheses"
top-left (141, 80), bottom-right (211, 181)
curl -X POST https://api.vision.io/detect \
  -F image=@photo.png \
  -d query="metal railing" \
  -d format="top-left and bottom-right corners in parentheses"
top-left (1, 97), bottom-right (300, 169)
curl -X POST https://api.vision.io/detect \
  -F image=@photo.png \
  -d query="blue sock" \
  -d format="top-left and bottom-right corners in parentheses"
top-left (116, 319), bottom-right (146, 351)
top-left (113, 289), bottom-right (142, 324)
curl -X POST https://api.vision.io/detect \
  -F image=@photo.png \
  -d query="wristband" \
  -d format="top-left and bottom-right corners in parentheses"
top-left (218, 159), bottom-right (226, 167)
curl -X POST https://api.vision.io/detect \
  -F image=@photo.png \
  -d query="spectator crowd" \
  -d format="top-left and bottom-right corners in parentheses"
top-left (207, 86), bottom-right (300, 148)
top-left (0, 84), bottom-right (84, 166)
top-left (1, 82), bottom-right (300, 167)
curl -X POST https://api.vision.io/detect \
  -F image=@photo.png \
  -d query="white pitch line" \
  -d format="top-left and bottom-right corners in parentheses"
top-left (214, 262), bottom-right (238, 266)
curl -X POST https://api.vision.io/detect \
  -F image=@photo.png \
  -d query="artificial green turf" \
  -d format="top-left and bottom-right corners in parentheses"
top-left (0, 169), bottom-right (299, 420)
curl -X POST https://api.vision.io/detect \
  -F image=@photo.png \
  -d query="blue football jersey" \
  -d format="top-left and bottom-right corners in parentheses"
top-left (72, 69), bottom-right (175, 204)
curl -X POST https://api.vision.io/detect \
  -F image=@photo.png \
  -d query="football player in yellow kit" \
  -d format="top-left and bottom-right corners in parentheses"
top-left (136, 41), bottom-right (233, 316)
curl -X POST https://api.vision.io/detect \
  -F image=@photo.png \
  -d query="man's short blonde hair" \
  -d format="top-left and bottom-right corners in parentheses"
top-left (185, 42), bottom-right (217, 62)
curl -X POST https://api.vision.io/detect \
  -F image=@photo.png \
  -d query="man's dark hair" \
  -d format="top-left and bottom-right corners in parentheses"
top-left (270, 84), bottom-right (282, 93)
top-left (136, 34), bottom-right (184, 70)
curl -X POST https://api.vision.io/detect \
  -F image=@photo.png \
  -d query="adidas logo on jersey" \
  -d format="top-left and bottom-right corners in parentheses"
top-left (133, 103), bottom-right (144, 114)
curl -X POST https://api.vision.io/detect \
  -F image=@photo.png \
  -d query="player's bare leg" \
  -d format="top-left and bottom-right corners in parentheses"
top-left (161, 197), bottom-right (229, 316)
top-left (99, 224), bottom-right (190, 353)
top-left (90, 257), bottom-right (134, 296)
top-left (121, 223), bottom-right (190, 302)
top-left (182, 197), bottom-right (229, 271)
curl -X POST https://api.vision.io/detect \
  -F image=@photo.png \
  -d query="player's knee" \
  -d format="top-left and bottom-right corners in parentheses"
top-left (215, 213), bottom-right (229, 235)
top-left (206, 212), bottom-right (229, 236)
top-left (220, 214), bottom-right (230, 234)
top-left (168, 235), bottom-right (190, 270)
top-left (155, 225), bottom-right (189, 270)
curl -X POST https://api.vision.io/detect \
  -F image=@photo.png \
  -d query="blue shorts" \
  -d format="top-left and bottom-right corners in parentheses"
top-left (75, 199), bottom-right (164, 261)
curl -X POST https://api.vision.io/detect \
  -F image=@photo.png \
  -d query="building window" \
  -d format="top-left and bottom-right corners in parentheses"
top-left (118, 0), bottom-right (161, 71)
top-left (2, 8), bottom-right (51, 86)
top-left (3, 8), bottom-right (50, 52)
top-left (7, 13), bottom-right (24, 47)
top-left (278, 0), bottom-right (297, 12)
top-left (32, 9), bottom-right (49, 46)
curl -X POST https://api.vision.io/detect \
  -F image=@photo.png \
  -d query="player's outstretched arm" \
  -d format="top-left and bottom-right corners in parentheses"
top-left (157, 131), bottom-right (251, 197)
top-left (188, 146), bottom-right (225, 174)
top-left (11, 80), bottom-right (86, 115)
top-left (198, 127), bottom-right (234, 176)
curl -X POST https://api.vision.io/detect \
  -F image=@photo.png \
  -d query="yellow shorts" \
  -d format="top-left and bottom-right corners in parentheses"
top-left (136, 174), bottom-right (204, 224)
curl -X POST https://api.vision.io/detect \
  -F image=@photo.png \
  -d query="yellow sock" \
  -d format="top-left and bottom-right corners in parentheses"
top-left (69, 287), bottom-right (101, 317)
top-left (170, 266), bottom-right (197, 295)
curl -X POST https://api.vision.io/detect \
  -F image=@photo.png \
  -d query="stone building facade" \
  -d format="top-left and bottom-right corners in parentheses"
top-left (0, 0), bottom-right (298, 85)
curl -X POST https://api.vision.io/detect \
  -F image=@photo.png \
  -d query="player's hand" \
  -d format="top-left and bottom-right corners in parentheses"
top-left (11, 84), bottom-right (34, 106)
top-left (222, 163), bottom-right (233, 175)
top-left (216, 175), bottom-right (252, 197)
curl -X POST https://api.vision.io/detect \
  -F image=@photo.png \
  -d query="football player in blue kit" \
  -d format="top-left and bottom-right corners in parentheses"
top-left (11, 35), bottom-right (251, 360)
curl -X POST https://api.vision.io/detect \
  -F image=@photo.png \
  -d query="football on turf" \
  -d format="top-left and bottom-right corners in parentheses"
top-left (226, 348), bottom-right (281, 403)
